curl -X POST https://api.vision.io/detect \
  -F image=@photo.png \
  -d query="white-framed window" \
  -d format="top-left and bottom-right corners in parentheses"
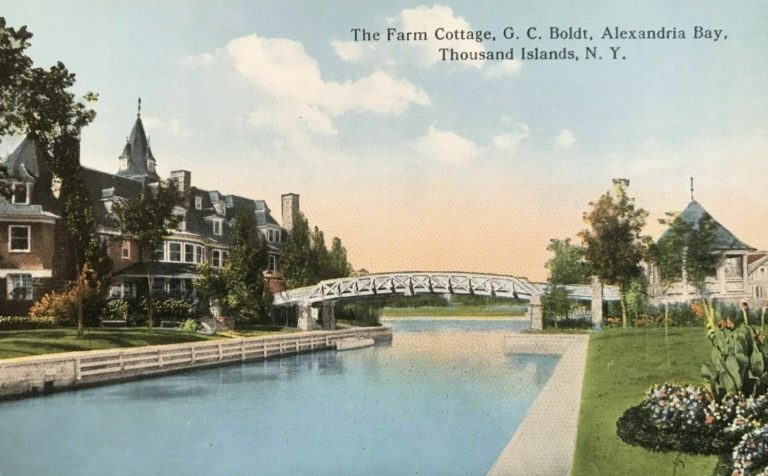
top-left (8, 225), bottom-right (31, 252)
top-left (109, 280), bottom-right (136, 298)
top-left (7, 273), bottom-right (33, 300)
top-left (121, 241), bottom-right (131, 260)
top-left (195, 196), bottom-right (203, 210)
top-left (212, 249), bottom-right (226, 269)
top-left (168, 242), bottom-right (182, 262)
top-left (11, 183), bottom-right (30, 204)
top-left (152, 278), bottom-right (165, 293)
top-left (176, 214), bottom-right (186, 232)
top-left (196, 245), bottom-right (205, 263)
top-left (154, 244), bottom-right (165, 261)
top-left (184, 243), bottom-right (195, 263)
top-left (267, 229), bottom-right (276, 243)
top-left (268, 254), bottom-right (277, 271)
top-left (213, 219), bottom-right (223, 236)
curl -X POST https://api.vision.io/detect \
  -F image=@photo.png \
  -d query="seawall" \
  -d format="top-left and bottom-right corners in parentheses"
top-left (488, 333), bottom-right (590, 476)
top-left (0, 326), bottom-right (392, 400)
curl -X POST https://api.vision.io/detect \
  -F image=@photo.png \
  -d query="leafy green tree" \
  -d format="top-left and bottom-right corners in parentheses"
top-left (193, 262), bottom-right (228, 307)
top-left (650, 211), bottom-right (724, 329)
top-left (0, 18), bottom-right (96, 154)
top-left (223, 207), bottom-right (272, 323)
top-left (578, 182), bottom-right (651, 328)
top-left (545, 238), bottom-right (591, 285)
top-left (280, 212), bottom-right (316, 288)
top-left (328, 237), bottom-right (352, 278)
top-left (112, 181), bottom-right (183, 330)
top-left (1, 18), bottom-right (101, 330)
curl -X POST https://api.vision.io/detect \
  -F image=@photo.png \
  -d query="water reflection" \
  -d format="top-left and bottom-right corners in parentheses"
top-left (0, 319), bottom-right (558, 476)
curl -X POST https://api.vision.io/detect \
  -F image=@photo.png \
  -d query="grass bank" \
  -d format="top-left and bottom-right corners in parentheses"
top-left (572, 327), bottom-right (717, 475)
top-left (380, 305), bottom-right (526, 317)
top-left (0, 329), bottom-right (221, 360)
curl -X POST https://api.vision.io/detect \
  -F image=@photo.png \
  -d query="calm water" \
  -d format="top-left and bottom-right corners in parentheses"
top-left (0, 319), bottom-right (557, 476)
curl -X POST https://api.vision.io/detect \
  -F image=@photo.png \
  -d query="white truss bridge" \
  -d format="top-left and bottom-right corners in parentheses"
top-left (273, 272), bottom-right (619, 306)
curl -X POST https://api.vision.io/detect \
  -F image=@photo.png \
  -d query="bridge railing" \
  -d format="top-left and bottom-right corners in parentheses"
top-left (273, 271), bottom-right (619, 306)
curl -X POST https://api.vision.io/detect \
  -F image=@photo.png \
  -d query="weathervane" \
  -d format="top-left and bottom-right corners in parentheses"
top-left (690, 177), bottom-right (694, 201)
top-left (137, 97), bottom-right (141, 117)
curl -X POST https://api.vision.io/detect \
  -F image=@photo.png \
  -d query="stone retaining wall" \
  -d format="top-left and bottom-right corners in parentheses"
top-left (0, 326), bottom-right (392, 400)
top-left (489, 333), bottom-right (590, 476)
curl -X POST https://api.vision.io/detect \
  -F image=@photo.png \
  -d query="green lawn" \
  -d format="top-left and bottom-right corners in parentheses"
top-left (0, 329), bottom-right (221, 359)
top-left (572, 327), bottom-right (718, 475)
top-left (380, 305), bottom-right (526, 317)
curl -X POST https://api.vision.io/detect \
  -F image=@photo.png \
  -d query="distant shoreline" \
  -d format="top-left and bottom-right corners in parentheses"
top-left (380, 315), bottom-right (528, 321)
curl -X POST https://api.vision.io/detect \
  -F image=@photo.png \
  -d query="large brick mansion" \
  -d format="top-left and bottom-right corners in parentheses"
top-left (0, 105), bottom-right (297, 315)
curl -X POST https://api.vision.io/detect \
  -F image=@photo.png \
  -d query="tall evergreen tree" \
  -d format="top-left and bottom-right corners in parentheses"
top-left (311, 226), bottom-right (330, 280)
top-left (223, 207), bottom-right (271, 323)
top-left (329, 237), bottom-right (352, 278)
top-left (280, 212), bottom-right (316, 288)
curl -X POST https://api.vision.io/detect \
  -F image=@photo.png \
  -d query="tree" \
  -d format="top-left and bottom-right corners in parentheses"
top-left (54, 134), bottom-right (111, 333)
top-left (0, 18), bottom-right (97, 149)
top-left (112, 181), bottom-right (183, 330)
top-left (542, 238), bottom-right (591, 325)
top-left (280, 212), bottom-right (316, 288)
top-left (578, 182), bottom-right (651, 328)
top-left (223, 207), bottom-right (272, 323)
top-left (311, 225), bottom-right (330, 280)
top-left (545, 238), bottom-right (590, 285)
top-left (328, 237), bottom-right (352, 278)
top-left (650, 211), bottom-right (724, 329)
top-left (1, 18), bottom-right (100, 330)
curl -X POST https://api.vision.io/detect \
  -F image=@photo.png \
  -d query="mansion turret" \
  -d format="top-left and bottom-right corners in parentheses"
top-left (0, 103), bottom-right (296, 315)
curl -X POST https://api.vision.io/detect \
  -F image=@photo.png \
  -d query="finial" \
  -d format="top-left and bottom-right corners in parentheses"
top-left (690, 177), bottom-right (694, 201)
top-left (137, 97), bottom-right (141, 117)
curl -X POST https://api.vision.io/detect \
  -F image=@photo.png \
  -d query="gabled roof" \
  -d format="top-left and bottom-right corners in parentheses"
top-left (4, 137), bottom-right (44, 180)
top-left (659, 200), bottom-right (754, 251)
top-left (116, 115), bottom-right (160, 182)
top-left (80, 166), bottom-right (144, 227)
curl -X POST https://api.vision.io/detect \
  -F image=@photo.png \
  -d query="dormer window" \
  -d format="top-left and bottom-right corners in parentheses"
top-left (11, 183), bottom-right (30, 204)
top-left (213, 219), bottom-right (223, 236)
top-left (195, 196), bottom-right (203, 210)
top-left (176, 215), bottom-right (186, 231)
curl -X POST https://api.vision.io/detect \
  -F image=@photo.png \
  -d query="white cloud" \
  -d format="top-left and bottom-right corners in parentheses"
top-left (336, 5), bottom-right (521, 77)
top-left (388, 5), bottom-right (483, 69)
top-left (331, 40), bottom-right (374, 62)
top-left (224, 34), bottom-right (429, 137)
top-left (492, 123), bottom-right (529, 154)
top-left (412, 126), bottom-right (479, 164)
top-left (141, 116), bottom-right (189, 137)
top-left (182, 52), bottom-right (215, 66)
top-left (555, 129), bottom-right (576, 148)
top-left (487, 60), bottom-right (523, 77)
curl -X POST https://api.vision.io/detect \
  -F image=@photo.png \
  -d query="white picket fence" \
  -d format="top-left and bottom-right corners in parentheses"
top-left (74, 327), bottom-right (391, 382)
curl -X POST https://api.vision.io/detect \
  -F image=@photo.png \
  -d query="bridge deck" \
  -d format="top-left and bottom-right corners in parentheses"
top-left (273, 272), bottom-right (619, 306)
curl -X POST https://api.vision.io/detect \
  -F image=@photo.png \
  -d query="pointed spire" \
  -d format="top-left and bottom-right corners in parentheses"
top-left (137, 97), bottom-right (142, 117)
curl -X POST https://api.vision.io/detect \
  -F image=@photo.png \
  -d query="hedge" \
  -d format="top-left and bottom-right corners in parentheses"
top-left (0, 316), bottom-right (56, 331)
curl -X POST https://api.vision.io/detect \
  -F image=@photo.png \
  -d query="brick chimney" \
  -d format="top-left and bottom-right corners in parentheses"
top-left (281, 193), bottom-right (300, 231)
top-left (170, 170), bottom-right (191, 193)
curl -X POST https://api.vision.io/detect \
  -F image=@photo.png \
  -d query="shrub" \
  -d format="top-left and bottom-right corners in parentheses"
top-left (0, 315), bottom-right (56, 330)
top-left (336, 302), bottom-right (380, 326)
top-left (179, 319), bottom-right (199, 333)
top-left (543, 316), bottom-right (592, 330)
top-left (29, 265), bottom-right (106, 327)
top-left (103, 299), bottom-right (129, 321)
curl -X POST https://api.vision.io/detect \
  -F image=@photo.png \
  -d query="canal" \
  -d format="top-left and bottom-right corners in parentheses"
top-left (0, 318), bottom-right (557, 475)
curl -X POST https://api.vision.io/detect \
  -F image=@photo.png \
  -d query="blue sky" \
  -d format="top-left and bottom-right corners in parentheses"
top-left (2, 1), bottom-right (766, 279)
